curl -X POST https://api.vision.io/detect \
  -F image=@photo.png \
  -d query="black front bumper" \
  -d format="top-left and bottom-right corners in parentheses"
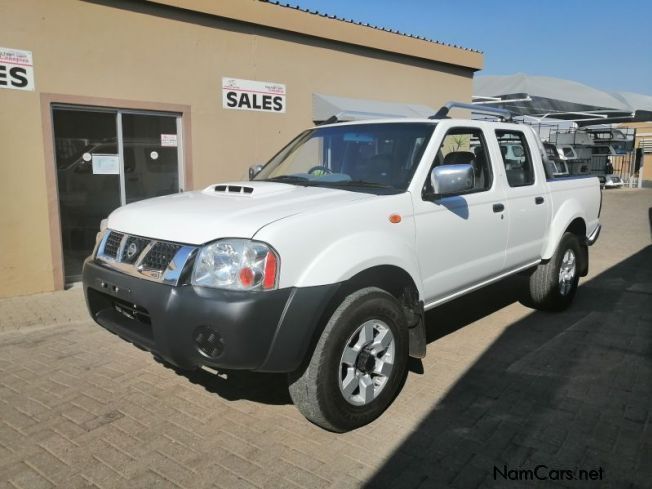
top-left (83, 259), bottom-right (339, 372)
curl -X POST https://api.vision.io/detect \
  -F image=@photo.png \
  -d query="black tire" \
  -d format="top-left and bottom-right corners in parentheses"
top-left (288, 287), bottom-right (409, 432)
top-left (528, 232), bottom-right (581, 311)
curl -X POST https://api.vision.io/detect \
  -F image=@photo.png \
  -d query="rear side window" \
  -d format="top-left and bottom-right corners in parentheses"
top-left (496, 130), bottom-right (535, 187)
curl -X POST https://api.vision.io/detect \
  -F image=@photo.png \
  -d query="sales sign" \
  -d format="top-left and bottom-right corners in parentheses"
top-left (0, 47), bottom-right (34, 91)
top-left (222, 77), bottom-right (286, 113)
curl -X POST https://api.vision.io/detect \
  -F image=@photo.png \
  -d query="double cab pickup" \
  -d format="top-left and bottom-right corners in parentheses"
top-left (84, 104), bottom-right (601, 431)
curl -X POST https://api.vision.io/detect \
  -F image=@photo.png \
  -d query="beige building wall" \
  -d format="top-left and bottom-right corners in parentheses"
top-left (0, 0), bottom-right (480, 297)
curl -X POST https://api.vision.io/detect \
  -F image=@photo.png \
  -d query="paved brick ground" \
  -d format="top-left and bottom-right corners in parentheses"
top-left (0, 189), bottom-right (650, 489)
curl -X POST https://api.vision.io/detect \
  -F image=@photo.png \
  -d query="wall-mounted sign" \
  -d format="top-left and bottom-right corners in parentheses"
top-left (161, 134), bottom-right (177, 147)
top-left (0, 47), bottom-right (34, 91)
top-left (222, 77), bottom-right (286, 113)
top-left (92, 154), bottom-right (120, 175)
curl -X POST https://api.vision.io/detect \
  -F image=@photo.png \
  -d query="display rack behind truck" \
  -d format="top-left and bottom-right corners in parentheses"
top-left (83, 102), bottom-right (602, 431)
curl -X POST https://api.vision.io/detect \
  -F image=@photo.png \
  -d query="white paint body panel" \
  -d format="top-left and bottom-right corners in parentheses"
top-left (107, 182), bottom-right (371, 244)
top-left (104, 118), bottom-right (601, 306)
top-left (497, 127), bottom-right (551, 269)
top-left (254, 192), bottom-right (422, 291)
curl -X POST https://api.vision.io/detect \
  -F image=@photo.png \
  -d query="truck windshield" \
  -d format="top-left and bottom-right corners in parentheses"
top-left (254, 123), bottom-right (436, 193)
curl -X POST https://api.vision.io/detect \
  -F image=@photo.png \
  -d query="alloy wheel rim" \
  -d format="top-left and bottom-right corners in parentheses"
top-left (558, 249), bottom-right (577, 296)
top-left (338, 319), bottom-right (395, 406)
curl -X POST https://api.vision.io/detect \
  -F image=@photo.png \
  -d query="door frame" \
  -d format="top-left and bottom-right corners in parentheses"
top-left (40, 93), bottom-right (193, 290)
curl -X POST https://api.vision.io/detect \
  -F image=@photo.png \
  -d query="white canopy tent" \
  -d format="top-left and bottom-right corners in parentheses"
top-left (473, 74), bottom-right (652, 126)
top-left (312, 93), bottom-right (436, 123)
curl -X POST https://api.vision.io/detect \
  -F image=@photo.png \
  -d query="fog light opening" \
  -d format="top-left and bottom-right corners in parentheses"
top-left (193, 326), bottom-right (224, 359)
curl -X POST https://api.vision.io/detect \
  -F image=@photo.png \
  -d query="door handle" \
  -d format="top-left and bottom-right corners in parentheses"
top-left (535, 196), bottom-right (544, 205)
top-left (493, 203), bottom-right (505, 213)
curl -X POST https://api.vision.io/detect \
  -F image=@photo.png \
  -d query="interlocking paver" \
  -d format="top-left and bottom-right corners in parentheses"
top-left (0, 189), bottom-right (650, 489)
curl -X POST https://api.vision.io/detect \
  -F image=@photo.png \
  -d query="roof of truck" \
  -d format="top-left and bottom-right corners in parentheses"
top-left (314, 118), bottom-right (527, 129)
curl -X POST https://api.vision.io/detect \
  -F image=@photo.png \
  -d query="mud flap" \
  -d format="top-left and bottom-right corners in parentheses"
top-left (408, 312), bottom-right (426, 358)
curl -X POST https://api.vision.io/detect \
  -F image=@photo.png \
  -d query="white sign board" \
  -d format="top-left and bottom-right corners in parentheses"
top-left (160, 134), bottom-right (178, 147)
top-left (0, 47), bottom-right (34, 91)
top-left (92, 154), bottom-right (120, 175)
top-left (222, 77), bottom-right (286, 113)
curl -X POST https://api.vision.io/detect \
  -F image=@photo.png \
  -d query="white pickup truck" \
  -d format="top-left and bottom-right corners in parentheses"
top-left (83, 103), bottom-right (601, 432)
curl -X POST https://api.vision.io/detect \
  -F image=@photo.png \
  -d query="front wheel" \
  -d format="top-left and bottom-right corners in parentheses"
top-left (528, 232), bottom-right (581, 311)
top-left (288, 287), bottom-right (408, 432)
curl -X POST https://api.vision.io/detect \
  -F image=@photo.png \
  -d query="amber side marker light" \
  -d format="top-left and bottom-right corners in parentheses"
top-left (389, 214), bottom-right (402, 224)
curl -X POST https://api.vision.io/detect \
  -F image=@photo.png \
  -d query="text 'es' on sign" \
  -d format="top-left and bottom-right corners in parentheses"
top-left (0, 47), bottom-right (34, 91)
top-left (222, 77), bottom-right (286, 113)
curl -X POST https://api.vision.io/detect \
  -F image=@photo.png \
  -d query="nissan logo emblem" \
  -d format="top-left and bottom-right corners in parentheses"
top-left (126, 242), bottom-right (139, 259)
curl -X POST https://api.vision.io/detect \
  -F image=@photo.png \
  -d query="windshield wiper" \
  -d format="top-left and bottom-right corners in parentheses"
top-left (263, 175), bottom-right (309, 183)
top-left (329, 180), bottom-right (391, 188)
top-left (264, 176), bottom-right (392, 190)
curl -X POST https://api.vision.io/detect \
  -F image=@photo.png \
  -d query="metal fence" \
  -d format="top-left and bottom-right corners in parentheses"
top-left (471, 114), bottom-right (644, 186)
top-left (564, 154), bottom-right (638, 185)
top-left (607, 153), bottom-right (637, 183)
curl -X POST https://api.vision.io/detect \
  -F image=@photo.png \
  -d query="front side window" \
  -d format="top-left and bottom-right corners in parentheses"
top-left (496, 130), bottom-right (535, 187)
top-left (425, 127), bottom-right (493, 194)
top-left (612, 143), bottom-right (626, 154)
top-left (254, 123), bottom-right (435, 193)
top-left (562, 146), bottom-right (576, 158)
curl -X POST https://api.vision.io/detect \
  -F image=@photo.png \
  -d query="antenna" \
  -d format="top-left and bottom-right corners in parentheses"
top-left (430, 101), bottom-right (513, 122)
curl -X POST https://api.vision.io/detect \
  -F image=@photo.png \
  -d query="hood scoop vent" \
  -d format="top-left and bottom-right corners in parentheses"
top-left (203, 181), bottom-right (297, 197)
top-left (214, 185), bottom-right (254, 195)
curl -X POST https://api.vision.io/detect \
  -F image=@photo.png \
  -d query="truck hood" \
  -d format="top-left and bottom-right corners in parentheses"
top-left (107, 181), bottom-right (373, 244)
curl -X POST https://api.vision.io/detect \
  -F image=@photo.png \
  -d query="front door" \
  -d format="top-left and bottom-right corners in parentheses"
top-left (53, 106), bottom-right (183, 283)
top-left (413, 125), bottom-right (508, 305)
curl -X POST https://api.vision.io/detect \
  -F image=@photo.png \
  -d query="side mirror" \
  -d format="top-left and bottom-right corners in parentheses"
top-left (248, 164), bottom-right (264, 181)
top-left (429, 164), bottom-right (474, 197)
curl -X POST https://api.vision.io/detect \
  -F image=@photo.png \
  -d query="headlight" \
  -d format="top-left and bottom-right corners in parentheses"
top-left (95, 219), bottom-right (109, 245)
top-left (191, 239), bottom-right (279, 290)
top-left (93, 224), bottom-right (110, 257)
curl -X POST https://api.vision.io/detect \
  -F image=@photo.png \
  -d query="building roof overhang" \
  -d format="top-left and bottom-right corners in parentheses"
top-left (145, 0), bottom-right (484, 70)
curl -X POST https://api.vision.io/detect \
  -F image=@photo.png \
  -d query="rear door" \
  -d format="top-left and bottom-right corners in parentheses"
top-left (493, 128), bottom-right (550, 269)
top-left (413, 124), bottom-right (509, 305)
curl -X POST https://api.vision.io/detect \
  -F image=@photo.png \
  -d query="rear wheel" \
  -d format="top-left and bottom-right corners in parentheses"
top-left (288, 287), bottom-right (408, 432)
top-left (528, 232), bottom-right (581, 311)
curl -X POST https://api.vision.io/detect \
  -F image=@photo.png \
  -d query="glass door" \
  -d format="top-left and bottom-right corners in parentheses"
top-left (122, 113), bottom-right (181, 204)
top-left (54, 108), bottom-right (121, 283)
top-left (52, 106), bottom-right (183, 283)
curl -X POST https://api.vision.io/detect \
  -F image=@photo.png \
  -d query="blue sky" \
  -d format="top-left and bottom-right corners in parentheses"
top-left (286, 0), bottom-right (652, 95)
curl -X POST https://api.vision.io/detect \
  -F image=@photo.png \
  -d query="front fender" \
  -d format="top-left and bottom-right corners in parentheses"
top-left (542, 198), bottom-right (586, 259)
top-left (295, 230), bottom-right (424, 298)
top-left (253, 191), bottom-right (421, 296)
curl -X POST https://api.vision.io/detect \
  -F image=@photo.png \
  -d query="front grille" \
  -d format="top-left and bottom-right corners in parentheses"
top-left (97, 230), bottom-right (194, 284)
top-left (103, 231), bottom-right (124, 258)
top-left (141, 242), bottom-right (182, 271)
top-left (120, 236), bottom-right (150, 264)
